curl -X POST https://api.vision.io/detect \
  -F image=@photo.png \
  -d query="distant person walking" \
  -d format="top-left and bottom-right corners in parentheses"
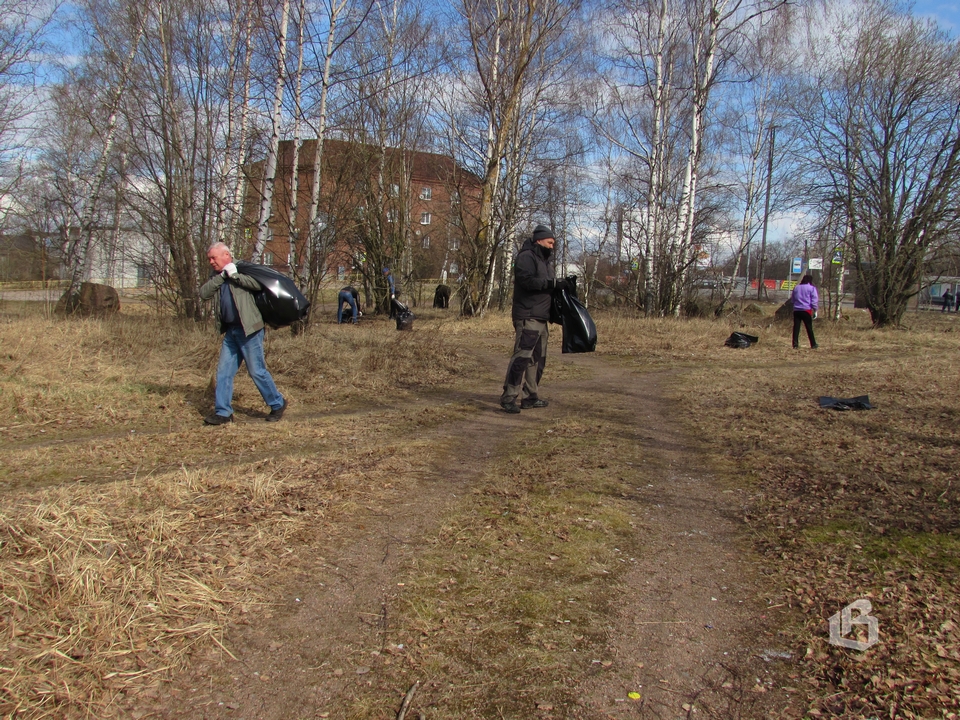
top-left (199, 243), bottom-right (287, 425)
top-left (499, 224), bottom-right (572, 414)
top-left (955, 290), bottom-right (960, 313)
top-left (383, 267), bottom-right (397, 318)
top-left (791, 274), bottom-right (819, 350)
top-left (337, 285), bottom-right (360, 324)
top-left (942, 288), bottom-right (954, 313)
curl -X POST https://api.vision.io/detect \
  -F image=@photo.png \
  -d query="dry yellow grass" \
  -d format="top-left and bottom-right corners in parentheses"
top-left (0, 308), bottom-right (483, 718)
top-left (1, 302), bottom-right (958, 718)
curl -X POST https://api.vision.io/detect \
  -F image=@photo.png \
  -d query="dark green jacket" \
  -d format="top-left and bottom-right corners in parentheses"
top-left (200, 271), bottom-right (265, 336)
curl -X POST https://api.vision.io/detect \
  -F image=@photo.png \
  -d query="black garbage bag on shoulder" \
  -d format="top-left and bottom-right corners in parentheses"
top-left (724, 331), bottom-right (759, 348)
top-left (235, 261), bottom-right (311, 328)
top-left (392, 297), bottom-right (414, 330)
top-left (551, 285), bottom-right (597, 353)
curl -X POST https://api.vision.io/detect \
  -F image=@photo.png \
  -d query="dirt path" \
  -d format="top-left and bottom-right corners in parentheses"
top-left (136, 337), bottom-right (794, 720)
top-left (563, 354), bottom-right (792, 719)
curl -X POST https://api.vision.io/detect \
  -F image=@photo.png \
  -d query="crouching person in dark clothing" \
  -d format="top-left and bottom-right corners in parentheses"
top-left (338, 285), bottom-right (360, 324)
top-left (433, 284), bottom-right (451, 308)
top-left (499, 225), bottom-right (571, 414)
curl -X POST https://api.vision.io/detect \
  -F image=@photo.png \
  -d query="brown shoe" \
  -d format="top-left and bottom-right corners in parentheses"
top-left (265, 398), bottom-right (287, 422)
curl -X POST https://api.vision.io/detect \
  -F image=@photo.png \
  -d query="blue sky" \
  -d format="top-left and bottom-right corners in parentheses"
top-left (911, 0), bottom-right (960, 33)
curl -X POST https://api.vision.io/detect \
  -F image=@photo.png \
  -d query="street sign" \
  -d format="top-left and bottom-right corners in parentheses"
top-left (809, 258), bottom-right (823, 270)
top-left (832, 250), bottom-right (843, 265)
top-left (792, 257), bottom-right (803, 274)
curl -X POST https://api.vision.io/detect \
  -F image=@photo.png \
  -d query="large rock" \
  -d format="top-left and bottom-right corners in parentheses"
top-left (56, 282), bottom-right (120, 317)
top-left (773, 299), bottom-right (794, 321)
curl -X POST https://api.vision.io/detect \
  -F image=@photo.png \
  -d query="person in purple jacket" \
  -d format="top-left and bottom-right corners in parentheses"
top-left (791, 274), bottom-right (819, 349)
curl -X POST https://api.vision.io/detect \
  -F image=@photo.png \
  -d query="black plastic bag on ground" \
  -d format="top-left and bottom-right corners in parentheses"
top-left (392, 298), bottom-right (414, 330)
top-left (724, 331), bottom-right (759, 348)
top-left (819, 395), bottom-right (873, 410)
top-left (235, 261), bottom-right (310, 328)
top-left (551, 287), bottom-right (597, 353)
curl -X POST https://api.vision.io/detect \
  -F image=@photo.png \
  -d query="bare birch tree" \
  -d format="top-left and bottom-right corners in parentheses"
top-left (449, 0), bottom-right (582, 316)
top-left (0, 0), bottom-right (58, 228)
top-left (62, 4), bottom-right (145, 294)
top-left (793, 0), bottom-right (960, 326)
top-left (335, 0), bottom-right (439, 314)
top-left (598, 0), bottom-right (787, 316)
top-left (252, 0), bottom-right (291, 260)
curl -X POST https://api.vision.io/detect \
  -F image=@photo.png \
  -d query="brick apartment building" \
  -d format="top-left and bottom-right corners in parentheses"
top-left (243, 139), bottom-right (481, 285)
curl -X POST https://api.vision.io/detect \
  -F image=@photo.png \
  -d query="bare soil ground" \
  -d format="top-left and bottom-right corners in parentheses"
top-left (5, 306), bottom-right (957, 720)
top-left (132, 336), bottom-right (794, 720)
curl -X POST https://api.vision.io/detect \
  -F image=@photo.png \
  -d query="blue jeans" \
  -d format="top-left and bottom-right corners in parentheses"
top-left (215, 327), bottom-right (284, 417)
top-left (338, 290), bottom-right (358, 323)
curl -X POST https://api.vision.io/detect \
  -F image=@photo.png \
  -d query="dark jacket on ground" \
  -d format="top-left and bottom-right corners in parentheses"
top-left (512, 238), bottom-right (554, 322)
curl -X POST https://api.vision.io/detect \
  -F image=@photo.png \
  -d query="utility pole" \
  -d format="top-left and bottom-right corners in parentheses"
top-left (757, 125), bottom-right (776, 301)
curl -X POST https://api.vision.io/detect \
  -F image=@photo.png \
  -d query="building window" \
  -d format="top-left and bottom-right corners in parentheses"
top-left (449, 262), bottom-right (458, 274)
top-left (387, 209), bottom-right (397, 223)
top-left (449, 238), bottom-right (460, 251)
top-left (136, 263), bottom-right (152, 287)
top-left (420, 212), bottom-right (432, 225)
top-left (389, 183), bottom-right (400, 197)
top-left (263, 252), bottom-right (274, 266)
top-left (422, 235), bottom-right (430, 249)
top-left (419, 187), bottom-right (432, 201)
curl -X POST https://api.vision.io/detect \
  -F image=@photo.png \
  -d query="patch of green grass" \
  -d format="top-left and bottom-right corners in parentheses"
top-left (344, 418), bottom-right (651, 717)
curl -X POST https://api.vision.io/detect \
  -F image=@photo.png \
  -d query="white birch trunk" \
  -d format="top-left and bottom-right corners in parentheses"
top-left (305, 0), bottom-right (348, 281)
top-left (66, 20), bottom-right (145, 290)
top-left (227, 8), bottom-right (255, 253)
top-left (253, 0), bottom-right (292, 261)
top-left (672, 0), bottom-right (724, 316)
top-left (212, 0), bottom-right (249, 247)
top-left (287, 0), bottom-right (307, 279)
top-left (645, 0), bottom-right (670, 315)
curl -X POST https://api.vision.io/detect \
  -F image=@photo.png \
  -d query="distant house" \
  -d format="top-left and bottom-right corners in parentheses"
top-left (0, 233), bottom-right (59, 283)
top-left (241, 139), bottom-right (481, 282)
top-left (69, 225), bottom-right (159, 289)
top-left (1, 227), bottom-right (159, 289)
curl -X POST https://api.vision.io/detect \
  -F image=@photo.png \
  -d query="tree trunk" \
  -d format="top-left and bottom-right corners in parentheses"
top-left (253, 0), bottom-right (292, 261)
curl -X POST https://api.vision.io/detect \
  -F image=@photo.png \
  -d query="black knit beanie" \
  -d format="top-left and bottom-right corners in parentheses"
top-left (531, 224), bottom-right (554, 242)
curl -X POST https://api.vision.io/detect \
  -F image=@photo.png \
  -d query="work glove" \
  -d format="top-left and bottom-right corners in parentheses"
top-left (222, 262), bottom-right (238, 278)
top-left (813, 311), bottom-right (818, 319)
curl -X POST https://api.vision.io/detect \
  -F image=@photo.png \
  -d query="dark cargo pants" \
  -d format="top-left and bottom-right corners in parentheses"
top-left (500, 318), bottom-right (548, 404)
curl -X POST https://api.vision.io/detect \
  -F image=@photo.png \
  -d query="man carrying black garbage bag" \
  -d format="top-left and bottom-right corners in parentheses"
top-left (499, 224), bottom-right (573, 414)
top-left (199, 243), bottom-right (287, 425)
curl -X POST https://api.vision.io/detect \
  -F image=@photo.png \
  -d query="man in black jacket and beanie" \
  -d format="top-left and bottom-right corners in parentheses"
top-left (499, 224), bottom-right (571, 414)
